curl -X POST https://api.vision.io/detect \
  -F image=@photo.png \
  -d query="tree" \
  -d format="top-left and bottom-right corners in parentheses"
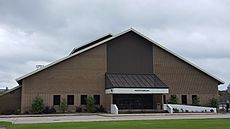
top-left (210, 98), bottom-right (219, 108)
top-left (32, 96), bottom-right (44, 114)
top-left (60, 98), bottom-right (67, 113)
top-left (168, 95), bottom-right (178, 104)
top-left (86, 95), bottom-right (96, 113)
top-left (192, 96), bottom-right (200, 106)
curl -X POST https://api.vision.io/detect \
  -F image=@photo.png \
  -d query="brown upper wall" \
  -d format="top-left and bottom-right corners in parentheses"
top-left (153, 45), bottom-right (219, 94)
top-left (21, 44), bottom-right (107, 111)
top-left (107, 31), bottom-right (153, 74)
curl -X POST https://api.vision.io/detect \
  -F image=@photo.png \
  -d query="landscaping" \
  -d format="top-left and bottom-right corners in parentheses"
top-left (1, 118), bottom-right (230, 129)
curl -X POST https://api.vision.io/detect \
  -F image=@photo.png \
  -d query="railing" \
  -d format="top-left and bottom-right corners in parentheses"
top-left (111, 104), bottom-right (118, 114)
top-left (163, 104), bottom-right (217, 113)
top-left (163, 104), bottom-right (173, 114)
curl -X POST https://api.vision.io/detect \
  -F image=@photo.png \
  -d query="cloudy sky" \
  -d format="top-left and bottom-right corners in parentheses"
top-left (0, 0), bottom-right (229, 90)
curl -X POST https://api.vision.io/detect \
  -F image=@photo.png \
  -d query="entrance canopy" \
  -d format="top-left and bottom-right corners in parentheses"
top-left (105, 73), bottom-right (169, 94)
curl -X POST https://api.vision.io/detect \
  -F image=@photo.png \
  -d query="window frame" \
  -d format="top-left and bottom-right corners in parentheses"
top-left (53, 95), bottom-right (60, 105)
top-left (81, 95), bottom-right (87, 105)
top-left (67, 95), bottom-right (74, 105)
top-left (93, 95), bottom-right (100, 105)
top-left (181, 95), bottom-right (187, 105)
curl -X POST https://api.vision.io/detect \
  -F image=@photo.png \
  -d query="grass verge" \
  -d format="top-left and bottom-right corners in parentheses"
top-left (0, 118), bottom-right (230, 129)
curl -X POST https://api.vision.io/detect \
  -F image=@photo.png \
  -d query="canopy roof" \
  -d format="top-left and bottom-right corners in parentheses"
top-left (106, 73), bottom-right (168, 89)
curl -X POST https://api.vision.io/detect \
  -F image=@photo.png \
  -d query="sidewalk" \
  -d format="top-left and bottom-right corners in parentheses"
top-left (0, 113), bottom-right (230, 124)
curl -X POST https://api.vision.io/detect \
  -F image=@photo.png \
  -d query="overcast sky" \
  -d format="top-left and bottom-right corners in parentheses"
top-left (0, 0), bottom-right (229, 90)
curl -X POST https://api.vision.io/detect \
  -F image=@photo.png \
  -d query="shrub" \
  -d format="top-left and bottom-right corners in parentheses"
top-left (86, 95), bottom-right (96, 113)
top-left (173, 108), bottom-right (179, 113)
top-left (210, 98), bottom-right (219, 108)
top-left (50, 107), bottom-right (56, 113)
top-left (24, 111), bottom-right (29, 114)
top-left (76, 106), bottom-right (82, 112)
top-left (43, 106), bottom-right (56, 114)
top-left (192, 96), bottom-right (200, 106)
top-left (60, 98), bottom-right (67, 113)
top-left (96, 105), bottom-right (105, 112)
top-left (32, 96), bottom-right (44, 114)
top-left (168, 95), bottom-right (178, 104)
top-left (43, 106), bottom-right (50, 114)
top-left (1, 110), bottom-right (15, 115)
top-left (15, 109), bottom-right (21, 115)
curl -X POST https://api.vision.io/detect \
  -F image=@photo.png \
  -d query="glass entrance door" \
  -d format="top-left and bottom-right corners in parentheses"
top-left (113, 94), bottom-right (153, 109)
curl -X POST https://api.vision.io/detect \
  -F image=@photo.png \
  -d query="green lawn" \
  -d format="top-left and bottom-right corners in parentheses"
top-left (1, 119), bottom-right (230, 129)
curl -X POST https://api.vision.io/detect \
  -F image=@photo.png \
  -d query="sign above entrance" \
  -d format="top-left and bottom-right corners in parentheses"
top-left (105, 88), bottom-right (169, 94)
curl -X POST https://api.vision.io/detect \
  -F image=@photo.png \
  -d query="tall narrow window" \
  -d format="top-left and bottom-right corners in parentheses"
top-left (163, 95), bottom-right (166, 104)
top-left (67, 95), bottom-right (74, 105)
top-left (94, 95), bottom-right (100, 105)
top-left (81, 95), bottom-right (87, 105)
top-left (181, 95), bottom-right (187, 105)
top-left (53, 95), bottom-right (60, 105)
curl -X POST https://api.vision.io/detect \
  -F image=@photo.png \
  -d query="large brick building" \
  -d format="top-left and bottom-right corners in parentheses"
top-left (0, 28), bottom-right (224, 113)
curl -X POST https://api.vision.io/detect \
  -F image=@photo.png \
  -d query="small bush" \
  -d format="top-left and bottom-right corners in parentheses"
top-left (60, 98), bottom-right (67, 113)
top-left (192, 96), bottom-right (200, 106)
top-left (173, 108), bottom-right (179, 113)
top-left (15, 109), bottom-right (21, 115)
top-left (210, 98), bottom-right (219, 108)
top-left (86, 95), bottom-right (96, 113)
top-left (1, 110), bottom-right (15, 115)
top-left (168, 95), bottom-right (178, 104)
top-left (43, 106), bottom-right (50, 114)
top-left (50, 107), bottom-right (56, 113)
top-left (96, 105), bottom-right (105, 112)
top-left (76, 106), bottom-right (82, 112)
top-left (43, 106), bottom-right (56, 114)
top-left (32, 96), bottom-right (44, 114)
top-left (24, 111), bottom-right (29, 114)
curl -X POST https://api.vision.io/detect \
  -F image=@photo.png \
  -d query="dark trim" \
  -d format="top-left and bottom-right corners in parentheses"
top-left (71, 34), bottom-right (112, 55)
top-left (105, 87), bottom-right (169, 89)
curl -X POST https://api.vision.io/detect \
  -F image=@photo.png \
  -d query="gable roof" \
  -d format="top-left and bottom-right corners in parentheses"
top-left (16, 28), bottom-right (224, 84)
top-left (0, 85), bottom-right (21, 97)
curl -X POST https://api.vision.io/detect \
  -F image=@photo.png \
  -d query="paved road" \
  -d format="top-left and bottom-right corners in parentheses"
top-left (0, 114), bottom-right (230, 124)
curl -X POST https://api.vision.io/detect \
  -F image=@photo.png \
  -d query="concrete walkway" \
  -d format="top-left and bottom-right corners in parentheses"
top-left (0, 113), bottom-right (230, 124)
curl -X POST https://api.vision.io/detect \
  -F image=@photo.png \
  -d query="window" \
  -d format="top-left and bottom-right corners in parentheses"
top-left (192, 95), bottom-right (197, 100)
top-left (192, 95), bottom-right (199, 105)
top-left (94, 95), bottom-right (100, 105)
top-left (181, 95), bottom-right (187, 105)
top-left (53, 95), bottom-right (60, 105)
top-left (67, 95), bottom-right (74, 105)
top-left (81, 95), bottom-right (87, 105)
top-left (163, 95), bottom-right (166, 104)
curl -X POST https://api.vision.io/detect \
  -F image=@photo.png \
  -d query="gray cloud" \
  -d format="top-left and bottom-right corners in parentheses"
top-left (0, 0), bottom-right (229, 90)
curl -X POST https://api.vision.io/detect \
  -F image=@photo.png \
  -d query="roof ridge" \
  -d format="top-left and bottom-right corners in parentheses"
top-left (16, 28), bottom-right (224, 84)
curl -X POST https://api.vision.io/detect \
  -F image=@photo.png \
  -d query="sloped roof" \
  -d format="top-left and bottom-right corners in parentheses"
top-left (69, 34), bottom-right (113, 55)
top-left (106, 73), bottom-right (168, 89)
top-left (16, 28), bottom-right (224, 84)
top-left (0, 85), bottom-right (21, 97)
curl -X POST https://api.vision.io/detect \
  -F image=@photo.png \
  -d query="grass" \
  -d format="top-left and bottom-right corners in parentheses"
top-left (1, 118), bottom-right (230, 129)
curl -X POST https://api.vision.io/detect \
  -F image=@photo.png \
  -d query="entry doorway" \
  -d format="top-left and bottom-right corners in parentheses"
top-left (113, 94), bottom-right (153, 109)
top-left (181, 95), bottom-right (187, 105)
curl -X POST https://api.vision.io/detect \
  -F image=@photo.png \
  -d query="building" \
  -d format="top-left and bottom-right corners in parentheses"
top-left (227, 84), bottom-right (230, 93)
top-left (0, 28), bottom-right (224, 114)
